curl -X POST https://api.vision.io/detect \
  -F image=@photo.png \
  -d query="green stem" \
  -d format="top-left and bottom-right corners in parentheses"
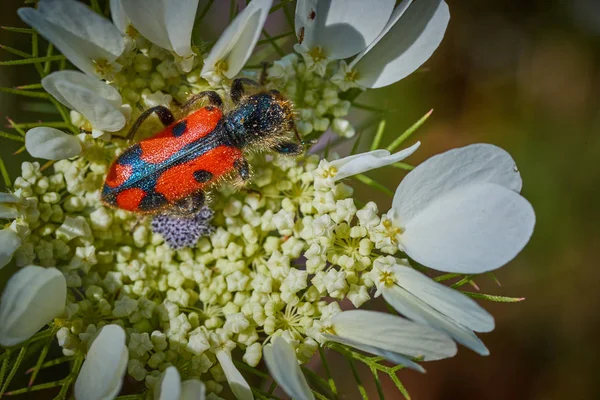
top-left (318, 346), bottom-right (338, 398)
top-left (386, 109), bottom-right (433, 152)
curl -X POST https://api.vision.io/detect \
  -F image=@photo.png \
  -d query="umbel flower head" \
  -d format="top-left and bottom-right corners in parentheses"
top-left (0, 0), bottom-right (535, 399)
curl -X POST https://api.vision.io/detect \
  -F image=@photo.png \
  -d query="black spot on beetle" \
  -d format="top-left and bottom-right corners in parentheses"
top-left (138, 192), bottom-right (167, 211)
top-left (193, 170), bottom-right (213, 183)
top-left (172, 120), bottom-right (187, 137)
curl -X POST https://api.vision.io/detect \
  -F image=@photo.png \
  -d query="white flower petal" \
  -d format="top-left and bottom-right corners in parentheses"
top-left (264, 337), bottom-right (314, 400)
top-left (0, 229), bottom-right (21, 270)
top-left (328, 310), bottom-right (457, 361)
top-left (323, 332), bottom-right (426, 373)
top-left (391, 264), bottom-right (494, 332)
top-left (383, 285), bottom-right (489, 355)
top-left (215, 349), bottom-right (253, 400)
top-left (332, 142), bottom-right (420, 181)
top-left (0, 193), bottom-right (20, 220)
top-left (392, 143), bottom-right (523, 225)
top-left (402, 183), bottom-right (535, 273)
top-left (121, 0), bottom-right (171, 49)
top-left (181, 380), bottom-right (206, 400)
top-left (75, 324), bottom-right (129, 400)
top-left (165, 0), bottom-right (199, 57)
top-left (18, 0), bottom-right (124, 76)
top-left (156, 366), bottom-right (181, 400)
top-left (201, 0), bottom-right (272, 79)
top-left (0, 266), bottom-right (66, 347)
top-left (122, 0), bottom-right (198, 58)
top-left (42, 71), bottom-right (126, 132)
top-left (295, 0), bottom-right (396, 59)
top-left (110, 0), bottom-right (129, 34)
top-left (351, 0), bottom-right (449, 88)
top-left (25, 127), bottom-right (82, 160)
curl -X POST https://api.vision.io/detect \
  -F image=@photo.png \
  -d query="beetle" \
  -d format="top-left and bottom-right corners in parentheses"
top-left (101, 78), bottom-right (304, 216)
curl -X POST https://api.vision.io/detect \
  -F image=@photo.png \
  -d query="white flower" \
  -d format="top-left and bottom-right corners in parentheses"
top-left (347, 0), bottom-right (450, 88)
top-left (294, 0), bottom-right (396, 73)
top-left (373, 258), bottom-right (494, 355)
top-left (42, 71), bottom-right (127, 132)
top-left (0, 266), bottom-right (66, 346)
top-left (25, 127), bottom-right (82, 160)
top-left (389, 143), bottom-right (535, 273)
top-left (201, 0), bottom-right (272, 82)
top-left (264, 336), bottom-right (314, 400)
top-left (215, 349), bottom-right (253, 400)
top-left (74, 324), bottom-right (129, 400)
top-left (154, 366), bottom-right (181, 400)
top-left (314, 142), bottom-right (420, 189)
top-left (18, 0), bottom-right (124, 76)
top-left (0, 193), bottom-right (20, 220)
top-left (155, 366), bottom-right (205, 400)
top-left (0, 228), bottom-right (21, 269)
top-left (323, 310), bottom-right (457, 373)
top-left (120, 0), bottom-right (199, 72)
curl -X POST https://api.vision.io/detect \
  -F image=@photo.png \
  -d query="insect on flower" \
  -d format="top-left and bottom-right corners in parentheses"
top-left (101, 78), bottom-right (305, 216)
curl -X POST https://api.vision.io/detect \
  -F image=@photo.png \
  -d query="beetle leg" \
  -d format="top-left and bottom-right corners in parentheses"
top-left (271, 140), bottom-right (304, 156)
top-left (231, 78), bottom-right (261, 105)
top-left (181, 91), bottom-right (224, 114)
top-left (233, 158), bottom-right (251, 181)
top-left (170, 191), bottom-right (205, 217)
top-left (126, 106), bottom-right (175, 141)
top-left (259, 61), bottom-right (270, 86)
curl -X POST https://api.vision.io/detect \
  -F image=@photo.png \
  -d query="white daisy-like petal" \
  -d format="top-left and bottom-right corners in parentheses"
top-left (110, 0), bottom-right (129, 35)
top-left (25, 127), bottom-right (82, 160)
top-left (42, 71), bottom-right (126, 132)
top-left (391, 264), bottom-right (494, 332)
top-left (331, 142), bottom-right (420, 181)
top-left (0, 229), bottom-right (21, 270)
top-left (264, 336), bottom-right (314, 400)
top-left (350, 0), bottom-right (450, 88)
top-left (0, 193), bottom-right (20, 220)
top-left (164, 0), bottom-right (199, 58)
top-left (215, 349), bottom-right (253, 400)
top-left (121, 0), bottom-right (170, 49)
top-left (382, 284), bottom-right (489, 355)
top-left (201, 0), bottom-right (272, 80)
top-left (326, 330), bottom-right (425, 372)
top-left (325, 310), bottom-right (457, 364)
top-left (0, 266), bottom-right (66, 347)
top-left (74, 324), bottom-right (129, 400)
top-left (121, 0), bottom-right (199, 60)
top-left (392, 143), bottom-right (523, 225)
top-left (156, 366), bottom-right (181, 400)
top-left (400, 183), bottom-right (535, 273)
top-left (181, 379), bottom-right (206, 400)
top-left (18, 0), bottom-right (124, 76)
top-left (295, 0), bottom-right (396, 60)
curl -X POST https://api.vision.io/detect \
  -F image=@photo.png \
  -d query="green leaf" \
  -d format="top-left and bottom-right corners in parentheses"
top-left (390, 162), bottom-right (414, 171)
top-left (0, 87), bottom-right (50, 99)
top-left (0, 131), bottom-right (25, 142)
top-left (318, 347), bottom-right (338, 398)
top-left (386, 109), bottom-right (433, 152)
top-left (0, 55), bottom-right (66, 66)
top-left (353, 174), bottom-right (394, 197)
top-left (0, 157), bottom-right (12, 189)
top-left (1, 26), bottom-right (34, 34)
top-left (0, 44), bottom-right (31, 58)
top-left (461, 291), bottom-right (525, 303)
top-left (257, 31), bottom-right (295, 46)
top-left (370, 120), bottom-right (386, 151)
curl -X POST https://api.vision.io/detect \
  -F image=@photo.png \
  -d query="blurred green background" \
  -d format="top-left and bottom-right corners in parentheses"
top-left (1, 0), bottom-right (599, 399)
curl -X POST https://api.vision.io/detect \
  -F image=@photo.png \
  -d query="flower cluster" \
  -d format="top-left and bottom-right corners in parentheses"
top-left (0, 1), bottom-right (535, 400)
